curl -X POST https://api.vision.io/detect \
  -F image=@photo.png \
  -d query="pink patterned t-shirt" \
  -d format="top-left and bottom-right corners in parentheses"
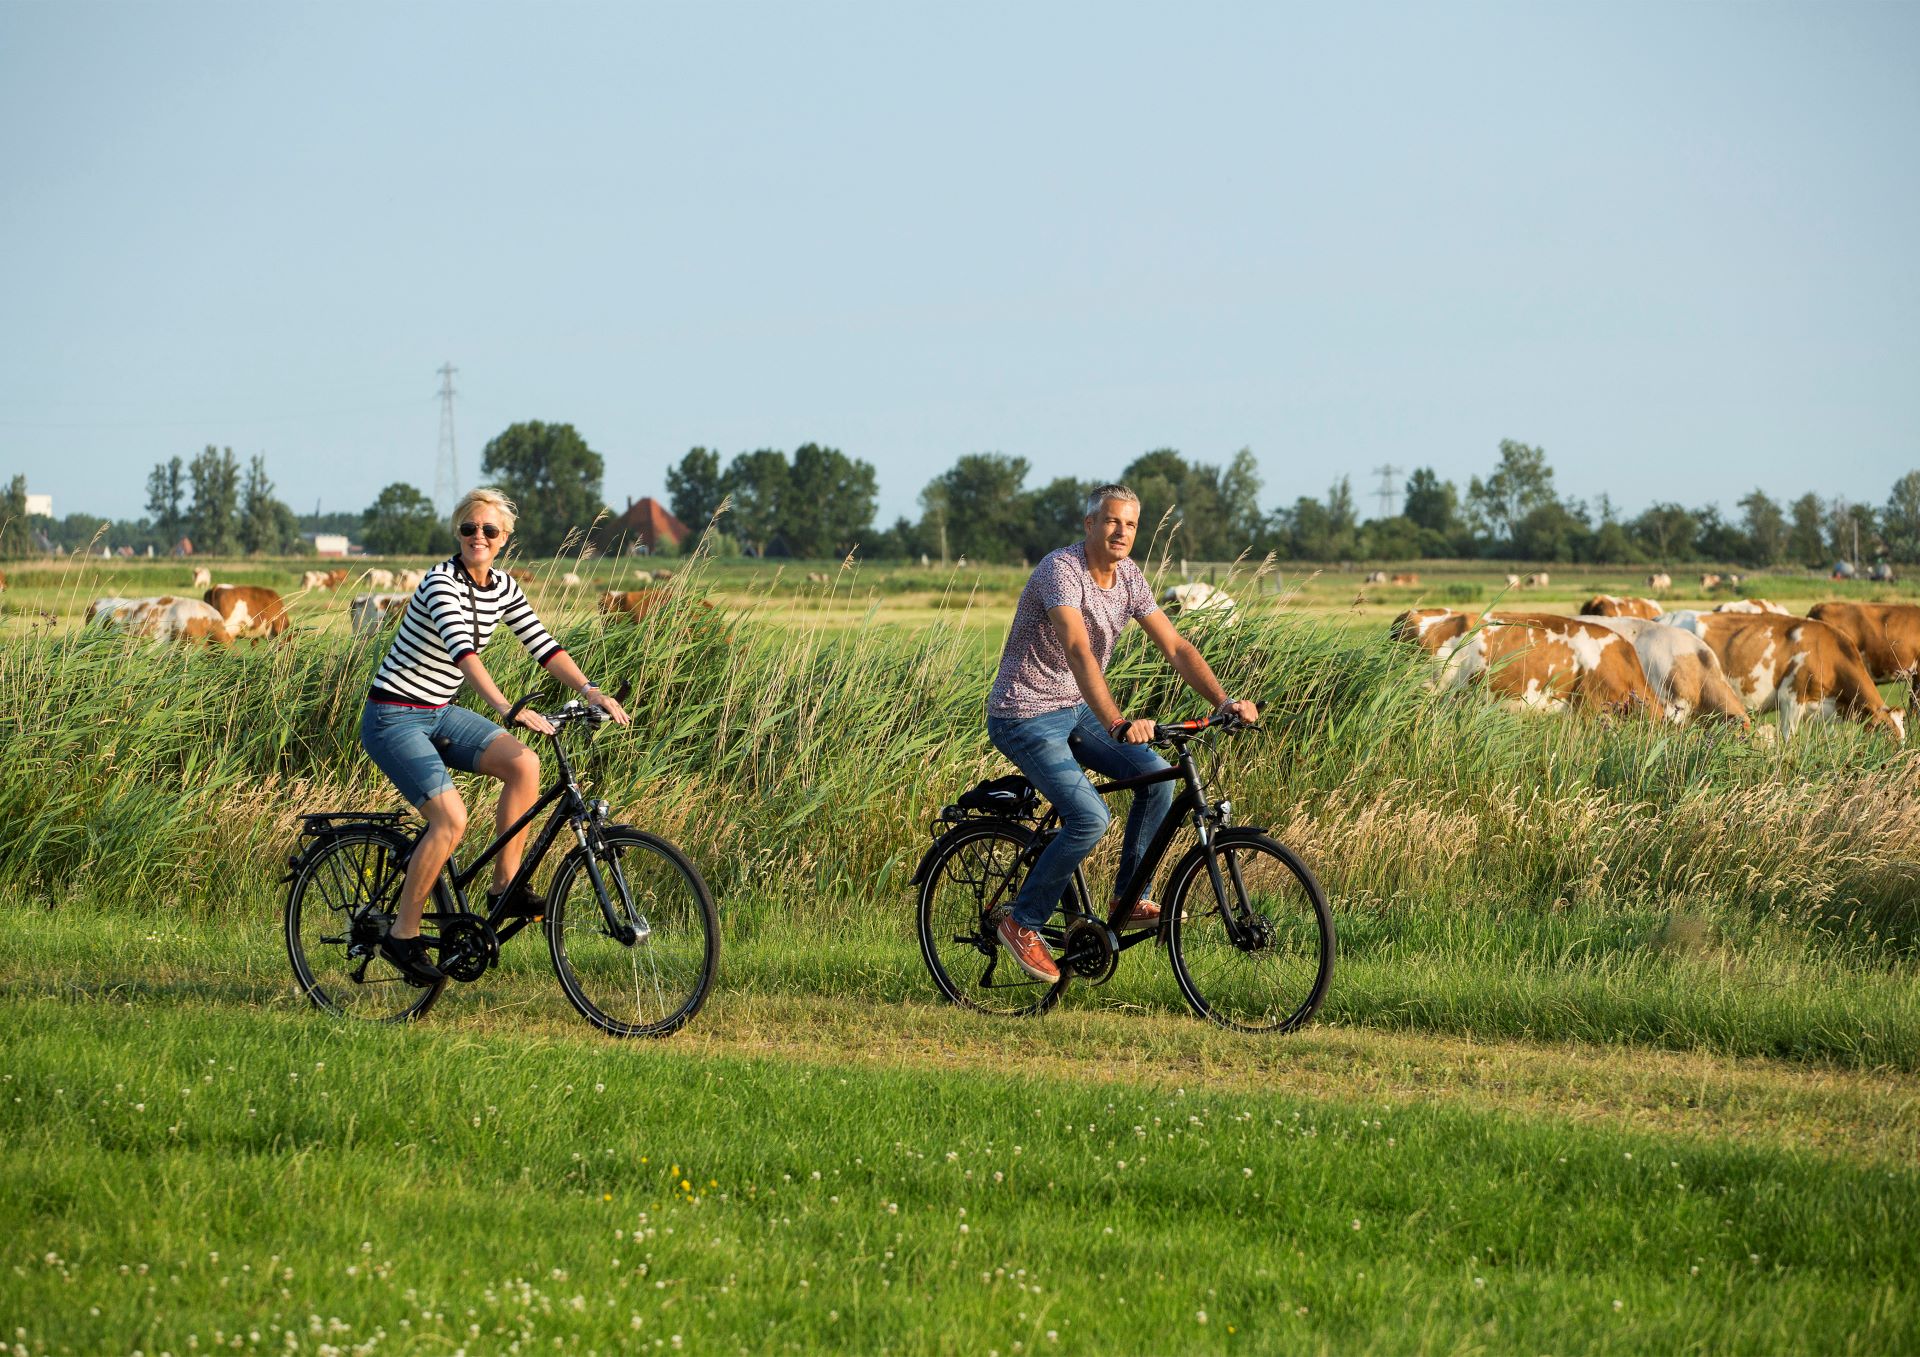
top-left (988, 543), bottom-right (1159, 718)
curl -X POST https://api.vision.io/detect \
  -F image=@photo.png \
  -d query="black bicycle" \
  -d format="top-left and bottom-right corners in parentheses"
top-left (283, 688), bottom-right (719, 1037)
top-left (912, 709), bottom-right (1334, 1032)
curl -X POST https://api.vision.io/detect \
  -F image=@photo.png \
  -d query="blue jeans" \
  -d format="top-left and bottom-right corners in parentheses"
top-left (986, 704), bottom-right (1176, 929)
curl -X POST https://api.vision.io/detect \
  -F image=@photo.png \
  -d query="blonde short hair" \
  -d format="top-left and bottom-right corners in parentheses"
top-left (451, 487), bottom-right (518, 537)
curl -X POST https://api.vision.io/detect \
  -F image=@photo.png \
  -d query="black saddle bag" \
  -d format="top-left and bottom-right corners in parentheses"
top-left (949, 774), bottom-right (1040, 820)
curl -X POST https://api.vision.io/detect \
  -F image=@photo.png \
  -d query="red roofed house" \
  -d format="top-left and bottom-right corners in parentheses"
top-left (614, 497), bottom-right (691, 555)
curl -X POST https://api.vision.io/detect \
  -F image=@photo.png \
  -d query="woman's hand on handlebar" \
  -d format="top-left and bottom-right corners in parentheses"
top-left (511, 706), bottom-right (558, 738)
top-left (585, 688), bottom-right (631, 726)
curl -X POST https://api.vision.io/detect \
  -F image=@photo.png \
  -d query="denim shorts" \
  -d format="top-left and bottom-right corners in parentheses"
top-left (359, 700), bottom-right (506, 808)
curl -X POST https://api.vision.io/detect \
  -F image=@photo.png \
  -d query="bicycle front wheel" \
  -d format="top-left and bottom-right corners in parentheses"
top-left (1166, 832), bottom-right (1334, 1033)
top-left (285, 826), bottom-right (449, 1023)
top-left (916, 821), bottom-right (1068, 1017)
top-left (546, 825), bottom-right (719, 1037)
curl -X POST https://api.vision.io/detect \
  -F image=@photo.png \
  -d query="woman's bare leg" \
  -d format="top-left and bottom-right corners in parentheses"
top-left (475, 733), bottom-right (542, 893)
top-left (394, 788), bottom-right (467, 939)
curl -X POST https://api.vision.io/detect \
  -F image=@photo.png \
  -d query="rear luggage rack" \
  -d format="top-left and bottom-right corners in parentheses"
top-left (297, 811), bottom-right (412, 833)
top-left (933, 774), bottom-right (1040, 832)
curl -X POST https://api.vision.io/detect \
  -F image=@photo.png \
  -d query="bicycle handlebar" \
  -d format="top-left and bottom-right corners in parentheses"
top-left (504, 680), bottom-right (631, 735)
top-left (1150, 701), bottom-right (1263, 745)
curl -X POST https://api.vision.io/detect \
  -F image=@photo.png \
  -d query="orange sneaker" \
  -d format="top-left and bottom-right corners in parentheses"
top-left (995, 914), bottom-right (1061, 983)
top-left (1108, 897), bottom-right (1163, 930)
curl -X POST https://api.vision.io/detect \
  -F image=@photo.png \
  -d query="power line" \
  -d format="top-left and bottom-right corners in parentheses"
top-left (434, 363), bottom-right (459, 517)
top-left (1371, 463), bottom-right (1404, 520)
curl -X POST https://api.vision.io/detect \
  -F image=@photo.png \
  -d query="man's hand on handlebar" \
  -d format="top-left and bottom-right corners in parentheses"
top-left (1222, 698), bottom-right (1259, 727)
top-left (1118, 717), bottom-right (1157, 744)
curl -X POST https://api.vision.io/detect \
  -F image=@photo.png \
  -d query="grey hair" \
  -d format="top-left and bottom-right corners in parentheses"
top-left (1083, 484), bottom-right (1141, 518)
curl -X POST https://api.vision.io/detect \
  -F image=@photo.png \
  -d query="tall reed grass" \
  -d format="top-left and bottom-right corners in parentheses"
top-left (5, 547), bottom-right (1915, 963)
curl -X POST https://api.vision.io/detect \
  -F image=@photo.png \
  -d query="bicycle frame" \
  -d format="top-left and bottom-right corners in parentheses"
top-left (1029, 730), bottom-right (1256, 952)
top-left (419, 715), bottom-right (638, 946)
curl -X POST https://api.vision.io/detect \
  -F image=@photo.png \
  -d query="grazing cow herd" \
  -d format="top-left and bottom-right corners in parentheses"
top-left (1393, 593), bottom-right (1916, 740)
top-left (82, 562), bottom-right (696, 650)
top-left (59, 558), bottom-right (1920, 743)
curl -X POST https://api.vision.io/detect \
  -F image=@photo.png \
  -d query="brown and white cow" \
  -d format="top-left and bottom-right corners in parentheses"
top-left (204, 584), bottom-right (292, 638)
top-left (396, 568), bottom-right (425, 592)
top-left (1713, 598), bottom-right (1791, 616)
top-left (1365, 570), bottom-right (1388, 584)
top-left (1665, 612), bottom-right (1904, 739)
top-left (1524, 572), bottom-right (1550, 588)
top-left (1700, 573), bottom-right (1723, 591)
top-left (1807, 602), bottom-right (1920, 702)
top-left (1581, 594), bottom-right (1663, 620)
top-left (350, 592), bottom-right (410, 635)
top-left (1391, 609), bottom-right (1658, 717)
top-left (1579, 614), bottom-right (1748, 727)
top-left (87, 596), bottom-right (233, 645)
top-left (364, 568), bottom-right (395, 590)
top-left (190, 566), bottom-right (212, 588)
top-left (600, 588), bottom-right (673, 621)
top-left (1647, 572), bottom-right (1672, 591)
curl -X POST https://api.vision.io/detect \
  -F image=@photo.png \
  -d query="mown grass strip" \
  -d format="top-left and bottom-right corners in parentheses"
top-left (4, 1000), bottom-right (1915, 1356)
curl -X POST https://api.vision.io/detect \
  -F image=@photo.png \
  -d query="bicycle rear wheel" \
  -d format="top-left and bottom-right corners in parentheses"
top-left (546, 825), bottom-right (719, 1037)
top-left (1166, 832), bottom-right (1335, 1033)
top-left (916, 821), bottom-right (1069, 1017)
top-left (285, 826), bottom-right (450, 1023)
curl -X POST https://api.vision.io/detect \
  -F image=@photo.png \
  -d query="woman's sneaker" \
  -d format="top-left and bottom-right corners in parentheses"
top-left (995, 915), bottom-right (1060, 983)
top-left (487, 883), bottom-right (542, 918)
top-left (379, 932), bottom-right (444, 987)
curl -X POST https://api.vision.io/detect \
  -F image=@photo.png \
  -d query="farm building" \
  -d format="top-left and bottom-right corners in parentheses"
top-left (613, 496), bottom-right (690, 555)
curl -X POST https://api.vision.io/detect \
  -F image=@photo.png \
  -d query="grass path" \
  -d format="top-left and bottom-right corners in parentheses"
top-left (5, 902), bottom-right (1918, 1353)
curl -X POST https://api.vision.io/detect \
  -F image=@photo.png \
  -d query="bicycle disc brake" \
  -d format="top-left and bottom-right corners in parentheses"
top-left (436, 916), bottom-right (500, 983)
top-left (1062, 919), bottom-right (1119, 985)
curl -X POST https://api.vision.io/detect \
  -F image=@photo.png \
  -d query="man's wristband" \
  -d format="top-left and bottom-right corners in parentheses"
top-left (1109, 717), bottom-right (1130, 739)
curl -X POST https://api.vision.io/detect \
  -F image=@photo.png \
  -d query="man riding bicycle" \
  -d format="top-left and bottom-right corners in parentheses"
top-left (986, 483), bottom-right (1258, 984)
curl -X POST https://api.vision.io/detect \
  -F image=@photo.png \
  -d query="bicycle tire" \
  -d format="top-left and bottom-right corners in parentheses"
top-left (1165, 831), bottom-right (1335, 1033)
top-left (915, 820), bottom-right (1071, 1017)
top-left (546, 825), bottom-right (719, 1038)
top-left (284, 825), bottom-right (453, 1023)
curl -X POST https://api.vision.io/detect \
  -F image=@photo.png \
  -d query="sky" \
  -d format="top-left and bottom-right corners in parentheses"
top-left (3, 1), bottom-right (1916, 531)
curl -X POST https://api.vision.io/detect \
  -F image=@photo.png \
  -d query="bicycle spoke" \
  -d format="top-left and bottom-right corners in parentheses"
top-left (917, 823), bottom-right (1065, 1017)
top-left (1168, 836), bottom-right (1334, 1033)
top-left (548, 827), bottom-right (718, 1038)
top-left (285, 828), bottom-right (445, 1024)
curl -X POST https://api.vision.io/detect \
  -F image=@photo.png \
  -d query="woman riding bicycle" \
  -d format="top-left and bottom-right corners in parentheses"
top-left (359, 487), bottom-right (629, 984)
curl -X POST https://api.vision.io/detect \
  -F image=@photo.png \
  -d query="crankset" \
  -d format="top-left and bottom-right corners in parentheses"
top-left (1062, 919), bottom-right (1120, 985)
top-left (435, 915), bottom-right (500, 982)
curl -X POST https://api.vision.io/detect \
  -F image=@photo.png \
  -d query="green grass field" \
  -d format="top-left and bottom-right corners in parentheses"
top-left (3, 546), bottom-right (1918, 1352)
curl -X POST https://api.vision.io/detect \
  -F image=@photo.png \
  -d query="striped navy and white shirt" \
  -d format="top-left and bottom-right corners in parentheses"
top-left (367, 556), bottom-right (564, 707)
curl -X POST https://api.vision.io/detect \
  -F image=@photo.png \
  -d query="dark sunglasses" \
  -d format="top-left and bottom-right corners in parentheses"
top-left (458, 522), bottom-right (504, 540)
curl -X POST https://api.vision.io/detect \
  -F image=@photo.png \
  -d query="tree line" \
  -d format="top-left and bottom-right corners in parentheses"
top-left (8, 427), bottom-right (1919, 566)
top-left (664, 438), bottom-right (1919, 568)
